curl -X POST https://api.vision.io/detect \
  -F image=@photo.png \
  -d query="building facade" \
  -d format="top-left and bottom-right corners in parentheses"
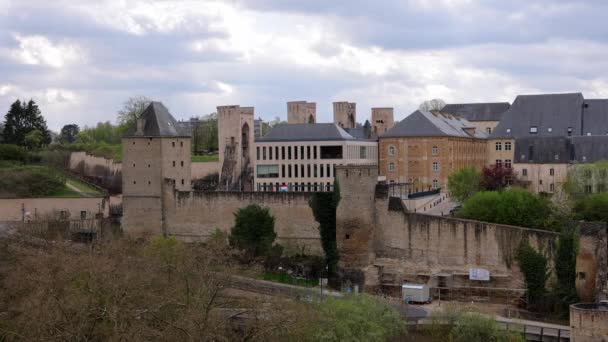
top-left (441, 102), bottom-right (510, 135)
top-left (379, 110), bottom-right (487, 191)
top-left (253, 123), bottom-right (377, 192)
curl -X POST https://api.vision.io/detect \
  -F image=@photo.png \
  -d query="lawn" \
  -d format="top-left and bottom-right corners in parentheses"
top-left (65, 177), bottom-right (103, 195)
top-left (192, 154), bottom-right (219, 162)
top-left (49, 185), bottom-right (82, 198)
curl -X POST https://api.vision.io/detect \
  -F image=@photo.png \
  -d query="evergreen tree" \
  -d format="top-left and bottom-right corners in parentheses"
top-left (59, 124), bottom-right (80, 143)
top-left (2, 99), bottom-right (51, 147)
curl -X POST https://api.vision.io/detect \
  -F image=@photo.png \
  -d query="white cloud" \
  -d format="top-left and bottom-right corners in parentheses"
top-left (12, 34), bottom-right (84, 68)
top-left (0, 84), bottom-right (13, 96)
top-left (45, 88), bottom-right (77, 103)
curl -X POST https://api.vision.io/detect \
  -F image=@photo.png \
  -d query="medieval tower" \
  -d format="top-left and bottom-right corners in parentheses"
top-left (217, 105), bottom-right (255, 191)
top-left (122, 102), bottom-right (192, 236)
top-left (287, 101), bottom-right (316, 124)
top-left (333, 101), bottom-right (356, 129)
top-left (371, 107), bottom-right (394, 137)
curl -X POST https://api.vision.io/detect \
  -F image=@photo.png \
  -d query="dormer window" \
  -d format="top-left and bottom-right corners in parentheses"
top-left (530, 126), bottom-right (538, 134)
top-left (506, 128), bottom-right (511, 133)
top-left (567, 127), bottom-right (573, 136)
top-left (547, 128), bottom-right (552, 133)
top-left (587, 132), bottom-right (592, 136)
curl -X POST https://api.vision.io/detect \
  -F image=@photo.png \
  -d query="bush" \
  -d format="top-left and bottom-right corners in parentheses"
top-left (448, 167), bottom-right (481, 203)
top-left (0, 165), bottom-right (65, 197)
top-left (0, 144), bottom-right (28, 162)
top-left (458, 188), bottom-right (552, 229)
top-left (309, 180), bottom-right (341, 275)
top-left (229, 204), bottom-right (277, 257)
top-left (573, 193), bottom-right (608, 222)
top-left (516, 242), bottom-right (549, 310)
top-left (308, 294), bottom-right (405, 341)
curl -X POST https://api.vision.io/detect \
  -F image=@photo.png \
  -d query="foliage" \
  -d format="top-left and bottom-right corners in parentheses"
top-left (448, 166), bottom-right (481, 203)
top-left (24, 129), bottom-right (44, 150)
top-left (229, 204), bottom-right (277, 257)
top-left (59, 124), bottom-right (80, 143)
top-left (564, 160), bottom-right (608, 199)
top-left (482, 164), bottom-right (514, 191)
top-left (553, 225), bottom-right (579, 316)
top-left (0, 165), bottom-right (66, 197)
top-left (419, 98), bottom-right (446, 111)
top-left (192, 113), bottom-right (219, 153)
top-left (116, 95), bottom-right (151, 125)
top-left (0, 144), bottom-right (28, 162)
top-left (308, 294), bottom-right (405, 342)
top-left (309, 180), bottom-right (341, 275)
top-left (573, 193), bottom-right (608, 222)
top-left (457, 189), bottom-right (552, 229)
top-left (191, 154), bottom-right (219, 162)
top-left (516, 241), bottom-right (549, 309)
top-left (2, 99), bottom-right (51, 147)
top-left (75, 121), bottom-right (123, 145)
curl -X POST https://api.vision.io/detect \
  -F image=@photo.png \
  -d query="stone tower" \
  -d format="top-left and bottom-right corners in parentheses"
top-left (371, 107), bottom-right (394, 137)
top-left (122, 102), bottom-right (191, 236)
top-left (333, 101), bottom-right (356, 129)
top-left (217, 105), bottom-right (255, 191)
top-left (287, 101), bottom-right (316, 124)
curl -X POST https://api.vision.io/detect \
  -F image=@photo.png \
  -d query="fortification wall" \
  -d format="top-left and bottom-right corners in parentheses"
top-left (69, 152), bottom-right (122, 193)
top-left (191, 161), bottom-right (220, 179)
top-left (0, 197), bottom-right (108, 221)
top-left (162, 180), bottom-right (321, 254)
top-left (570, 304), bottom-right (608, 342)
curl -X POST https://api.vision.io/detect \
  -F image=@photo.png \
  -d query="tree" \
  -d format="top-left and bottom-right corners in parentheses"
top-left (2, 99), bottom-right (51, 147)
top-left (309, 180), bottom-right (341, 275)
top-left (59, 124), bottom-right (80, 144)
top-left (448, 167), bottom-right (481, 203)
top-left (363, 119), bottom-right (372, 138)
top-left (24, 129), bottom-right (43, 150)
top-left (116, 95), bottom-right (151, 125)
top-left (517, 241), bottom-right (549, 309)
top-left (229, 204), bottom-right (277, 256)
top-left (419, 98), bottom-right (446, 112)
top-left (481, 164), bottom-right (514, 191)
top-left (554, 225), bottom-right (579, 316)
top-left (457, 189), bottom-right (551, 229)
top-left (573, 193), bottom-right (608, 222)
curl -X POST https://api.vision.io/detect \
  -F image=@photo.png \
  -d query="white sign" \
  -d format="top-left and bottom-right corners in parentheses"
top-left (319, 278), bottom-right (328, 286)
top-left (469, 268), bottom-right (490, 281)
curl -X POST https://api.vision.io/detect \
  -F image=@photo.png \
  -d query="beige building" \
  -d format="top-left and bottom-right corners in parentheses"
top-left (287, 101), bottom-right (316, 124)
top-left (121, 102), bottom-right (191, 236)
top-left (371, 107), bottom-right (394, 137)
top-left (441, 102), bottom-right (510, 135)
top-left (333, 101), bottom-right (356, 129)
top-left (217, 105), bottom-right (255, 191)
top-left (487, 138), bottom-right (515, 168)
top-left (254, 123), bottom-right (377, 192)
top-left (379, 110), bottom-right (487, 191)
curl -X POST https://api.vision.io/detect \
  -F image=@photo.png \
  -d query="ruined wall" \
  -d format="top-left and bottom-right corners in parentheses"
top-left (576, 223), bottom-right (608, 302)
top-left (0, 197), bottom-right (108, 221)
top-left (570, 304), bottom-right (608, 342)
top-left (69, 152), bottom-right (122, 193)
top-left (191, 161), bottom-right (220, 179)
top-left (162, 180), bottom-right (321, 254)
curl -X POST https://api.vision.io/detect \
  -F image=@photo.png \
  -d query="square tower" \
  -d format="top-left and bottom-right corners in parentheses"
top-left (371, 107), bottom-right (394, 137)
top-left (287, 101), bottom-right (316, 124)
top-left (333, 101), bottom-right (356, 129)
top-left (122, 102), bottom-right (191, 236)
top-left (217, 105), bottom-right (255, 191)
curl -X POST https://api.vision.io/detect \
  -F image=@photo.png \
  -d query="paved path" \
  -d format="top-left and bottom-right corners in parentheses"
top-left (65, 180), bottom-right (94, 197)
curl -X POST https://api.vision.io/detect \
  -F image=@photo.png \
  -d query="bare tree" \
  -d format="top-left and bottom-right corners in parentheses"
top-left (418, 98), bottom-right (446, 112)
top-left (117, 96), bottom-right (151, 125)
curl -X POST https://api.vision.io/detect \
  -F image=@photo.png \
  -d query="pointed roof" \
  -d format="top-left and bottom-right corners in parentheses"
top-left (123, 101), bottom-right (188, 137)
top-left (441, 102), bottom-right (511, 121)
top-left (255, 123), bottom-right (359, 142)
top-left (381, 110), bottom-right (488, 139)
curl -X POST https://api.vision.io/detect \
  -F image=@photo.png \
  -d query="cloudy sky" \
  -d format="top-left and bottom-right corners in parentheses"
top-left (1, 0), bottom-right (607, 131)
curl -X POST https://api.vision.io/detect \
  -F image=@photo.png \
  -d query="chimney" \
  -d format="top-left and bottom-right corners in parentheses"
top-left (136, 118), bottom-right (145, 135)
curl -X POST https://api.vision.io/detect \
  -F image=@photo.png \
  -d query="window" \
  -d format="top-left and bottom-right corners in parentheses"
top-left (314, 164), bottom-right (318, 177)
top-left (294, 146), bottom-right (298, 159)
top-left (314, 146), bottom-right (317, 159)
top-left (289, 165), bottom-right (293, 177)
top-left (180, 141), bottom-right (184, 147)
top-left (181, 161), bottom-right (184, 167)
top-left (522, 168), bottom-right (528, 176)
top-left (320, 163), bottom-right (324, 177)
top-left (269, 147), bottom-right (273, 160)
top-left (256, 147), bottom-right (260, 160)
top-left (496, 159), bottom-right (502, 168)
top-left (585, 185), bottom-right (593, 193)
top-left (307, 146), bottom-right (311, 159)
top-left (262, 147), bottom-right (267, 160)
top-left (288, 146), bottom-right (292, 160)
top-left (326, 164), bottom-right (331, 177)
top-left (505, 142), bottom-right (512, 151)
top-left (301, 164), bottom-right (305, 177)
top-left (320, 146), bottom-right (343, 159)
top-left (530, 126), bottom-right (538, 134)
top-left (173, 161), bottom-right (176, 167)
top-left (495, 142), bottom-right (502, 151)
top-left (549, 168), bottom-right (554, 176)
top-left (506, 128), bottom-right (511, 133)
top-left (432, 180), bottom-right (439, 190)
top-left (60, 210), bottom-right (68, 220)
top-left (567, 127), bottom-right (573, 136)
top-left (307, 164), bottom-right (311, 178)
top-left (539, 179), bottom-right (542, 185)
top-left (528, 145), bottom-right (534, 161)
top-left (360, 146), bottom-right (367, 159)
top-left (505, 159), bottom-right (512, 168)
top-left (181, 179), bottom-right (185, 185)
top-left (432, 146), bottom-right (438, 155)
top-left (555, 154), bottom-right (559, 161)
top-left (281, 146), bottom-right (285, 160)
top-left (257, 165), bottom-right (279, 178)
top-left (301, 146), bottom-right (304, 159)
top-left (550, 183), bottom-right (555, 192)
top-left (432, 162), bottom-right (439, 172)
top-left (486, 127), bottom-right (492, 134)
top-left (389, 162), bottom-right (396, 171)
top-left (80, 211), bottom-right (87, 220)
top-left (275, 147), bottom-right (279, 160)
top-left (281, 165), bottom-right (285, 178)
top-left (172, 142), bottom-right (175, 147)
top-left (388, 146), bottom-right (396, 156)
top-left (547, 127), bottom-right (552, 133)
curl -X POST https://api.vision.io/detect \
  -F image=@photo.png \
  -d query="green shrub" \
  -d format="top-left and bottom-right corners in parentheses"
top-left (0, 165), bottom-right (65, 197)
top-left (453, 313), bottom-right (524, 342)
top-left (229, 204), bottom-right (277, 257)
top-left (458, 188), bottom-right (551, 229)
top-left (309, 294), bottom-right (405, 341)
top-left (573, 193), bottom-right (608, 222)
top-left (309, 180), bottom-right (341, 275)
top-left (516, 242), bottom-right (549, 309)
top-left (0, 144), bottom-right (27, 162)
top-left (448, 167), bottom-right (481, 203)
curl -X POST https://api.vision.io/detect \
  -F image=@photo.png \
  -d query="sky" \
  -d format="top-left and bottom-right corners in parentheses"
top-left (1, 0), bottom-right (608, 131)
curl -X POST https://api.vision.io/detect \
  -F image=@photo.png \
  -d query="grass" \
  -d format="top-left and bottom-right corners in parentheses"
top-left (49, 185), bottom-right (82, 198)
top-left (66, 177), bottom-right (103, 195)
top-left (261, 271), bottom-right (318, 288)
top-left (192, 154), bottom-right (219, 162)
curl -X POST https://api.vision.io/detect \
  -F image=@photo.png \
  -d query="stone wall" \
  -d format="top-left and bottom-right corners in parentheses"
top-left (69, 152), bottom-right (122, 193)
top-left (0, 197), bottom-right (108, 221)
top-left (191, 161), bottom-right (220, 179)
top-left (162, 180), bottom-right (321, 254)
top-left (570, 303), bottom-right (608, 342)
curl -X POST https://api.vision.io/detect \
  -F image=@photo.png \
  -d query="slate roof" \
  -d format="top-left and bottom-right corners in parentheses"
top-left (582, 99), bottom-right (608, 136)
top-left (490, 93), bottom-right (585, 139)
top-left (344, 127), bottom-right (371, 140)
top-left (255, 123), bottom-right (358, 142)
top-left (514, 136), bottom-right (572, 164)
top-left (441, 102), bottom-right (510, 122)
top-left (571, 136), bottom-right (608, 163)
top-left (380, 110), bottom-right (488, 139)
top-left (123, 102), bottom-right (188, 137)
